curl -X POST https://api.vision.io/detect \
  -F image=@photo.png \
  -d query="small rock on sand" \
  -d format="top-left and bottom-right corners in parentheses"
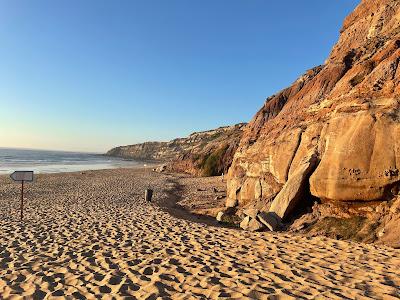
top-left (248, 218), bottom-right (265, 232)
top-left (216, 211), bottom-right (224, 222)
top-left (156, 165), bottom-right (167, 173)
top-left (240, 216), bottom-right (251, 230)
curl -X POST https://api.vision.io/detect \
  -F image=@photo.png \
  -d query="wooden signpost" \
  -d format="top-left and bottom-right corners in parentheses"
top-left (10, 171), bottom-right (34, 221)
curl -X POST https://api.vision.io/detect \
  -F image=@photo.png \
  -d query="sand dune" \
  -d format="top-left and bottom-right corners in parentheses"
top-left (0, 168), bottom-right (399, 299)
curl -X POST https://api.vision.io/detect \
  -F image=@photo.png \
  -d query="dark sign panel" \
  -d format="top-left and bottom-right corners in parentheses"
top-left (10, 171), bottom-right (34, 182)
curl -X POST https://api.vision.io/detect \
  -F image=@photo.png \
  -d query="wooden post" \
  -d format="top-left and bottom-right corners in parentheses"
top-left (145, 189), bottom-right (153, 202)
top-left (10, 171), bottom-right (34, 221)
top-left (20, 180), bottom-right (24, 221)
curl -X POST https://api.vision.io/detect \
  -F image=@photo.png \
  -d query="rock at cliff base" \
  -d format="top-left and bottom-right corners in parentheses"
top-left (309, 112), bottom-right (400, 201)
top-left (247, 218), bottom-right (265, 232)
top-left (216, 211), bottom-right (224, 222)
top-left (240, 216), bottom-right (251, 230)
top-left (257, 212), bottom-right (282, 231)
top-left (226, 197), bottom-right (238, 208)
top-left (156, 165), bottom-right (167, 173)
top-left (269, 155), bottom-right (317, 220)
top-left (243, 208), bottom-right (259, 219)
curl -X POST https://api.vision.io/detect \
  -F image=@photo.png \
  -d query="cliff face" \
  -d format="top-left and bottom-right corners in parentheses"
top-left (227, 0), bottom-right (400, 230)
top-left (107, 123), bottom-right (246, 176)
top-left (107, 142), bottom-right (169, 161)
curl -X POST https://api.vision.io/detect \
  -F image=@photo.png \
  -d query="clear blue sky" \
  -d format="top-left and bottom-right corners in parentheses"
top-left (0, 0), bottom-right (360, 152)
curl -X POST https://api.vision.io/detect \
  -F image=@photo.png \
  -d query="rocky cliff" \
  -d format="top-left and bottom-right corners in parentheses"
top-left (226, 0), bottom-right (400, 246)
top-left (107, 123), bottom-right (246, 176)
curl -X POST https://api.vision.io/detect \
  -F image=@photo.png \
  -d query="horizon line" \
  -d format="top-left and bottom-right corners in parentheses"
top-left (0, 146), bottom-right (102, 155)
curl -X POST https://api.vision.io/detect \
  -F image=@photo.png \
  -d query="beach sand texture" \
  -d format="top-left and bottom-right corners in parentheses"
top-left (0, 169), bottom-right (399, 299)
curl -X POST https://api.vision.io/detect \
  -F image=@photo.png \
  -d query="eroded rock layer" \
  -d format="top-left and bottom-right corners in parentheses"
top-left (107, 123), bottom-right (246, 176)
top-left (227, 0), bottom-right (400, 214)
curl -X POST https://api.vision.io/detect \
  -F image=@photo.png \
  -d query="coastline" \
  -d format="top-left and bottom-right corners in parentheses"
top-left (0, 168), bottom-right (399, 298)
top-left (0, 147), bottom-right (150, 175)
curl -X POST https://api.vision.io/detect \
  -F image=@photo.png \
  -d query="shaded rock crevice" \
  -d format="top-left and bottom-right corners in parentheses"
top-left (284, 129), bottom-right (304, 182)
top-left (269, 154), bottom-right (318, 221)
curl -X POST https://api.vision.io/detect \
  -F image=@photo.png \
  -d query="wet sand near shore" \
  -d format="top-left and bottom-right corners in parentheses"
top-left (0, 168), bottom-right (399, 299)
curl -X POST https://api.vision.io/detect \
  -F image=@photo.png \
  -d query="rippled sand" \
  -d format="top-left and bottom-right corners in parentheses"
top-left (0, 169), bottom-right (399, 299)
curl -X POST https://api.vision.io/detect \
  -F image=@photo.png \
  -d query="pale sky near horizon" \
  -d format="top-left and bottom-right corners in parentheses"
top-left (0, 1), bottom-right (360, 153)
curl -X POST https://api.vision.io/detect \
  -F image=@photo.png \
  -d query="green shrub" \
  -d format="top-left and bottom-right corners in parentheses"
top-left (199, 145), bottom-right (228, 177)
top-left (307, 216), bottom-right (367, 241)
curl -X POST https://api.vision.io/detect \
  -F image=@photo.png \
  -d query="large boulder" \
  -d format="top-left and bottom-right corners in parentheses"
top-left (310, 111), bottom-right (400, 201)
top-left (269, 154), bottom-right (317, 219)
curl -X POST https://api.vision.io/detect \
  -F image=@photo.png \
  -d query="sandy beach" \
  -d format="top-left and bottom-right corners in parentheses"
top-left (0, 168), bottom-right (399, 299)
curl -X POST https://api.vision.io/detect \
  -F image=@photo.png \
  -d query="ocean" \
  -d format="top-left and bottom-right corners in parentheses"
top-left (0, 148), bottom-right (140, 175)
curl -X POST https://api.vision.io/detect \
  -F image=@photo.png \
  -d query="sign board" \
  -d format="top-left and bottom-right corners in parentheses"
top-left (10, 171), bottom-right (34, 182)
top-left (10, 171), bottom-right (34, 221)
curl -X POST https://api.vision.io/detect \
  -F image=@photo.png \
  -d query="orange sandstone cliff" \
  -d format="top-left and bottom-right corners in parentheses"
top-left (226, 0), bottom-right (400, 246)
